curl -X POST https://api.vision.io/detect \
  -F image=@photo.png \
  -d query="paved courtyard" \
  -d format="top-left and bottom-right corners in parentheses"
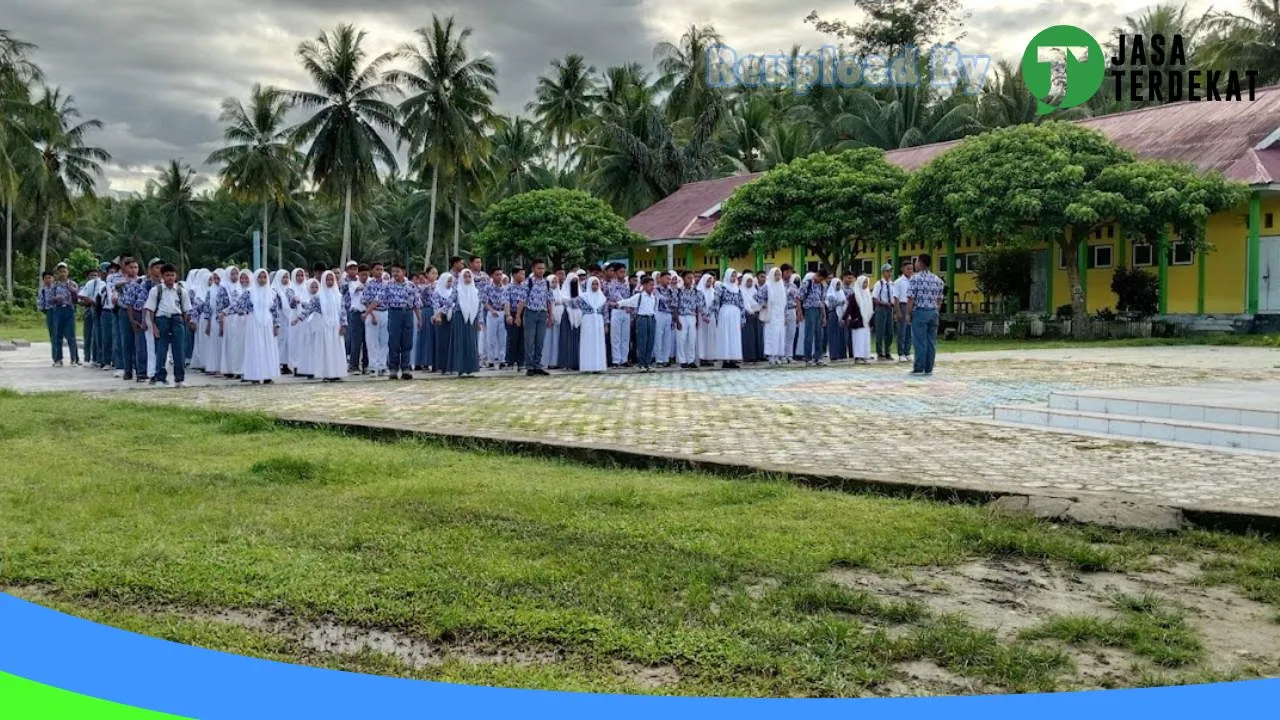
top-left (4, 343), bottom-right (1280, 517)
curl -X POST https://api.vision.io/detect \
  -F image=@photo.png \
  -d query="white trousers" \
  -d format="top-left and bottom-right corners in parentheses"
top-left (366, 311), bottom-right (388, 371)
top-left (484, 311), bottom-right (506, 364)
top-left (656, 311), bottom-right (674, 364)
top-left (145, 315), bottom-right (157, 376)
top-left (676, 314), bottom-right (698, 365)
top-left (610, 311), bottom-right (631, 365)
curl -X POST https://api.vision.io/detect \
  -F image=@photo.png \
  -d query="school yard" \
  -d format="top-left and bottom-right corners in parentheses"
top-left (1, 341), bottom-right (1279, 696)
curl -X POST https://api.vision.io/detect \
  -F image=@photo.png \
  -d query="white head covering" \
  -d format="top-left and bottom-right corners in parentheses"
top-left (437, 273), bottom-right (455, 319)
top-left (206, 268), bottom-right (223, 307)
top-left (191, 269), bottom-right (210, 303)
top-left (723, 268), bottom-right (741, 294)
top-left (457, 269), bottom-right (480, 322)
top-left (564, 273), bottom-right (583, 328)
top-left (739, 273), bottom-right (760, 312)
top-left (317, 271), bottom-right (341, 327)
top-left (270, 269), bottom-right (288, 306)
top-left (698, 273), bottom-right (717, 308)
top-left (853, 275), bottom-right (873, 327)
top-left (826, 277), bottom-right (846, 308)
top-left (765, 268), bottom-right (786, 323)
top-left (583, 276), bottom-right (606, 311)
top-left (549, 275), bottom-right (564, 324)
top-left (249, 269), bottom-right (275, 328)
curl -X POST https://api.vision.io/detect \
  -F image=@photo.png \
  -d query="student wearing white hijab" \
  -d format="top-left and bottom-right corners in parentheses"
top-left (294, 272), bottom-right (347, 381)
top-left (431, 273), bottom-right (456, 374)
top-left (577, 276), bottom-right (608, 372)
top-left (696, 273), bottom-right (718, 366)
top-left (286, 268), bottom-right (311, 376)
top-left (270, 269), bottom-right (290, 373)
top-left (447, 269), bottom-right (482, 377)
top-left (711, 268), bottom-right (745, 369)
top-left (790, 274), bottom-right (805, 361)
top-left (846, 274), bottom-right (874, 363)
top-left (556, 273), bottom-right (582, 371)
top-left (762, 268), bottom-right (788, 365)
top-left (186, 269), bottom-right (210, 372)
top-left (219, 268), bottom-right (249, 379)
top-left (238, 269), bottom-right (282, 384)
top-left (826, 276), bottom-right (849, 362)
top-left (202, 270), bottom-right (228, 375)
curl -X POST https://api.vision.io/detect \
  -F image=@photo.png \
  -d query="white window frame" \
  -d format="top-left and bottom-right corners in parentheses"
top-left (1132, 243), bottom-right (1153, 267)
top-left (1170, 242), bottom-right (1194, 266)
top-left (1092, 244), bottom-right (1114, 269)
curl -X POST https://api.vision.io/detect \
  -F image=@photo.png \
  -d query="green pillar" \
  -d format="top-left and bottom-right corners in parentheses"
top-left (685, 243), bottom-right (695, 271)
top-left (1248, 190), bottom-right (1261, 315)
top-left (1157, 228), bottom-right (1170, 315)
top-left (1045, 251), bottom-right (1055, 315)
top-left (1076, 234), bottom-right (1089, 310)
top-left (946, 237), bottom-right (957, 313)
top-left (719, 254), bottom-right (728, 277)
top-left (876, 245), bottom-right (883, 275)
top-left (1197, 230), bottom-right (1207, 315)
top-left (1116, 227), bottom-right (1126, 268)
top-left (794, 246), bottom-right (805, 272)
top-left (754, 247), bottom-right (764, 272)
top-left (627, 246), bottom-right (635, 271)
top-left (892, 242), bottom-right (900, 273)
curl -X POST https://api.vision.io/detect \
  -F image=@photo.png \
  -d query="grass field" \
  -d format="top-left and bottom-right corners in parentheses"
top-left (0, 310), bottom-right (50, 343)
top-left (1, 392), bottom-right (1279, 697)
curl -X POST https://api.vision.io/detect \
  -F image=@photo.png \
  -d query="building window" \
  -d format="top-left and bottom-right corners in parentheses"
top-left (1170, 242), bottom-right (1194, 265)
top-left (1059, 245), bottom-right (1071, 269)
top-left (1133, 243), bottom-right (1153, 267)
top-left (1091, 244), bottom-right (1114, 269)
top-left (939, 255), bottom-right (949, 272)
top-left (1094, 228), bottom-right (1102, 239)
top-left (1107, 225), bottom-right (1115, 239)
top-left (857, 259), bottom-right (874, 276)
top-left (965, 253), bottom-right (982, 273)
top-left (1268, 213), bottom-right (1275, 230)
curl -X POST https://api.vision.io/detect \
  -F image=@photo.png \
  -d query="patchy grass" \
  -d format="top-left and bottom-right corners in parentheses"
top-left (1021, 595), bottom-right (1204, 668)
top-left (0, 309), bottom-right (50, 343)
top-left (1, 393), bottom-right (1279, 696)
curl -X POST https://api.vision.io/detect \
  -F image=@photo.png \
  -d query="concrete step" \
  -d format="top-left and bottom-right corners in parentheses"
top-left (1047, 390), bottom-right (1280, 431)
top-left (993, 405), bottom-right (1280, 453)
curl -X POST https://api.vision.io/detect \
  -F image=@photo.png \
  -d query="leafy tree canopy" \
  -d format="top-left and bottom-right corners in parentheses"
top-left (474, 188), bottom-right (641, 268)
top-left (707, 148), bottom-right (907, 272)
top-left (1094, 159), bottom-right (1247, 250)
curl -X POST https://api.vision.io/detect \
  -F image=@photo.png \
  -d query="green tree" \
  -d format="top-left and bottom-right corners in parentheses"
top-left (206, 84), bottom-right (302, 268)
top-left (1, 28), bottom-right (44, 302)
top-left (901, 122), bottom-right (1135, 333)
top-left (474, 188), bottom-right (641, 268)
top-left (287, 23), bottom-right (400, 267)
top-left (149, 159), bottom-right (201, 272)
top-left (1202, 0), bottom-right (1280, 85)
top-left (388, 15), bottom-right (497, 268)
top-left (654, 24), bottom-right (723, 122)
top-left (528, 54), bottom-right (598, 168)
top-left (25, 87), bottom-right (109, 275)
top-left (707, 148), bottom-right (907, 273)
top-left (1095, 159), bottom-right (1247, 257)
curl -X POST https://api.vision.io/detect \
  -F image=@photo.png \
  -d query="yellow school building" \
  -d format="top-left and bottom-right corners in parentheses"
top-left (626, 87), bottom-right (1280, 326)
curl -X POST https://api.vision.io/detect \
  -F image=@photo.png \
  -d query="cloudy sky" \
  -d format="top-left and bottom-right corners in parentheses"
top-left (1, 0), bottom-right (1240, 193)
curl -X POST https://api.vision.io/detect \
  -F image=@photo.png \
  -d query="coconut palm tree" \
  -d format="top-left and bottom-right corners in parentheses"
top-left (149, 159), bottom-right (200, 272)
top-left (286, 23), bottom-right (400, 266)
top-left (387, 14), bottom-right (497, 268)
top-left (206, 84), bottom-right (303, 268)
top-left (1, 28), bottom-right (43, 302)
top-left (528, 54), bottom-right (598, 168)
top-left (1202, 0), bottom-right (1280, 85)
top-left (25, 88), bottom-right (109, 274)
top-left (488, 115), bottom-right (551, 198)
top-left (654, 24), bottom-right (723, 122)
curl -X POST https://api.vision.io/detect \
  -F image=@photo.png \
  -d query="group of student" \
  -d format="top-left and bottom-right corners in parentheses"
top-left (38, 251), bottom-right (946, 386)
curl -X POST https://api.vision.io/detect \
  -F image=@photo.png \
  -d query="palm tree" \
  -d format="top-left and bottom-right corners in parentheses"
top-left (654, 24), bottom-right (724, 122)
top-left (528, 54), bottom-right (598, 168)
top-left (206, 84), bottom-right (302, 268)
top-left (387, 14), bottom-right (497, 268)
top-left (488, 116), bottom-right (550, 198)
top-left (1, 28), bottom-right (43, 302)
top-left (286, 24), bottom-right (400, 266)
top-left (718, 95), bottom-right (773, 172)
top-left (25, 87), bottom-right (109, 273)
top-left (1203, 0), bottom-right (1280, 85)
top-left (149, 159), bottom-right (200, 272)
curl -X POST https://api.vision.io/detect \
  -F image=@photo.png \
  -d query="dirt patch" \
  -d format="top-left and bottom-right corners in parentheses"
top-left (878, 660), bottom-right (989, 697)
top-left (615, 661), bottom-right (682, 690)
top-left (823, 557), bottom-right (1280, 683)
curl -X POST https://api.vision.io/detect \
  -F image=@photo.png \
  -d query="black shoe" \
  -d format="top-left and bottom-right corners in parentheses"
top-left (527, 369), bottom-right (538, 377)
top-left (123, 373), bottom-right (133, 381)
top-left (388, 374), bottom-right (398, 380)
top-left (264, 379), bottom-right (273, 385)
top-left (401, 373), bottom-right (413, 380)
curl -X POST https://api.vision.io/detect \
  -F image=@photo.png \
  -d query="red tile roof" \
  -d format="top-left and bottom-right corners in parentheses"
top-left (629, 86), bottom-right (1280, 241)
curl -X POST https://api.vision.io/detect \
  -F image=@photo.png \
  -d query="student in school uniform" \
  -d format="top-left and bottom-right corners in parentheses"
top-left (797, 269), bottom-right (828, 366)
top-left (871, 263), bottom-right (897, 362)
top-left (696, 273), bottom-right (717, 366)
top-left (201, 269), bottom-right (227, 376)
top-left (518, 260), bottom-right (555, 377)
top-left (712, 269), bottom-right (745, 370)
top-left (78, 267), bottom-right (104, 367)
top-left (36, 272), bottom-right (56, 361)
top-left (503, 267), bottom-right (527, 371)
top-left (445, 269), bottom-right (482, 377)
top-left (365, 263), bottom-right (422, 380)
top-left (482, 269), bottom-right (506, 369)
top-left (432, 273), bottom-right (455, 375)
top-left (673, 271), bottom-right (701, 370)
top-left (893, 260), bottom-right (915, 363)
top-left (221, 269), bottom-right (250, 380)
top-left (653, 272), bottom-right (676, 368)
top-left (269, 270), bottom-right (290, 374)
top-left (414, 266), bottom-right (439, 372)
top-left (557, 273), bottom-right (581, 371)
top-left (143, 263), bottom-right (191, 387)
top-left (121, 262), bottom-right (153, 382)
top-left (606, 264), bottom-right (632, 368)
top-left (825, 276), bottom-right (848, 362)
top-left (618, 275), bottom-right (658, 372)
top-left (739, 273), bottom-right (763, 363)
top-left (362, 263), bottom-right (388, 376)
top-left (575, 276), bottom-right (607, 373)
top-left (543, 275), bottom-right (562, 370)
top-left (99, 261), bottom-right (121, 374)
top-left (140, 258), bottom-right (165, 378)
top-left (46, 262), bottom-right (81, 367)
top-left (293, 273), bottom-right (347, 382)
top-left (844, 275), bottom-right (874, 364)
top-left (233, 269), bottom-right (283, 385)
